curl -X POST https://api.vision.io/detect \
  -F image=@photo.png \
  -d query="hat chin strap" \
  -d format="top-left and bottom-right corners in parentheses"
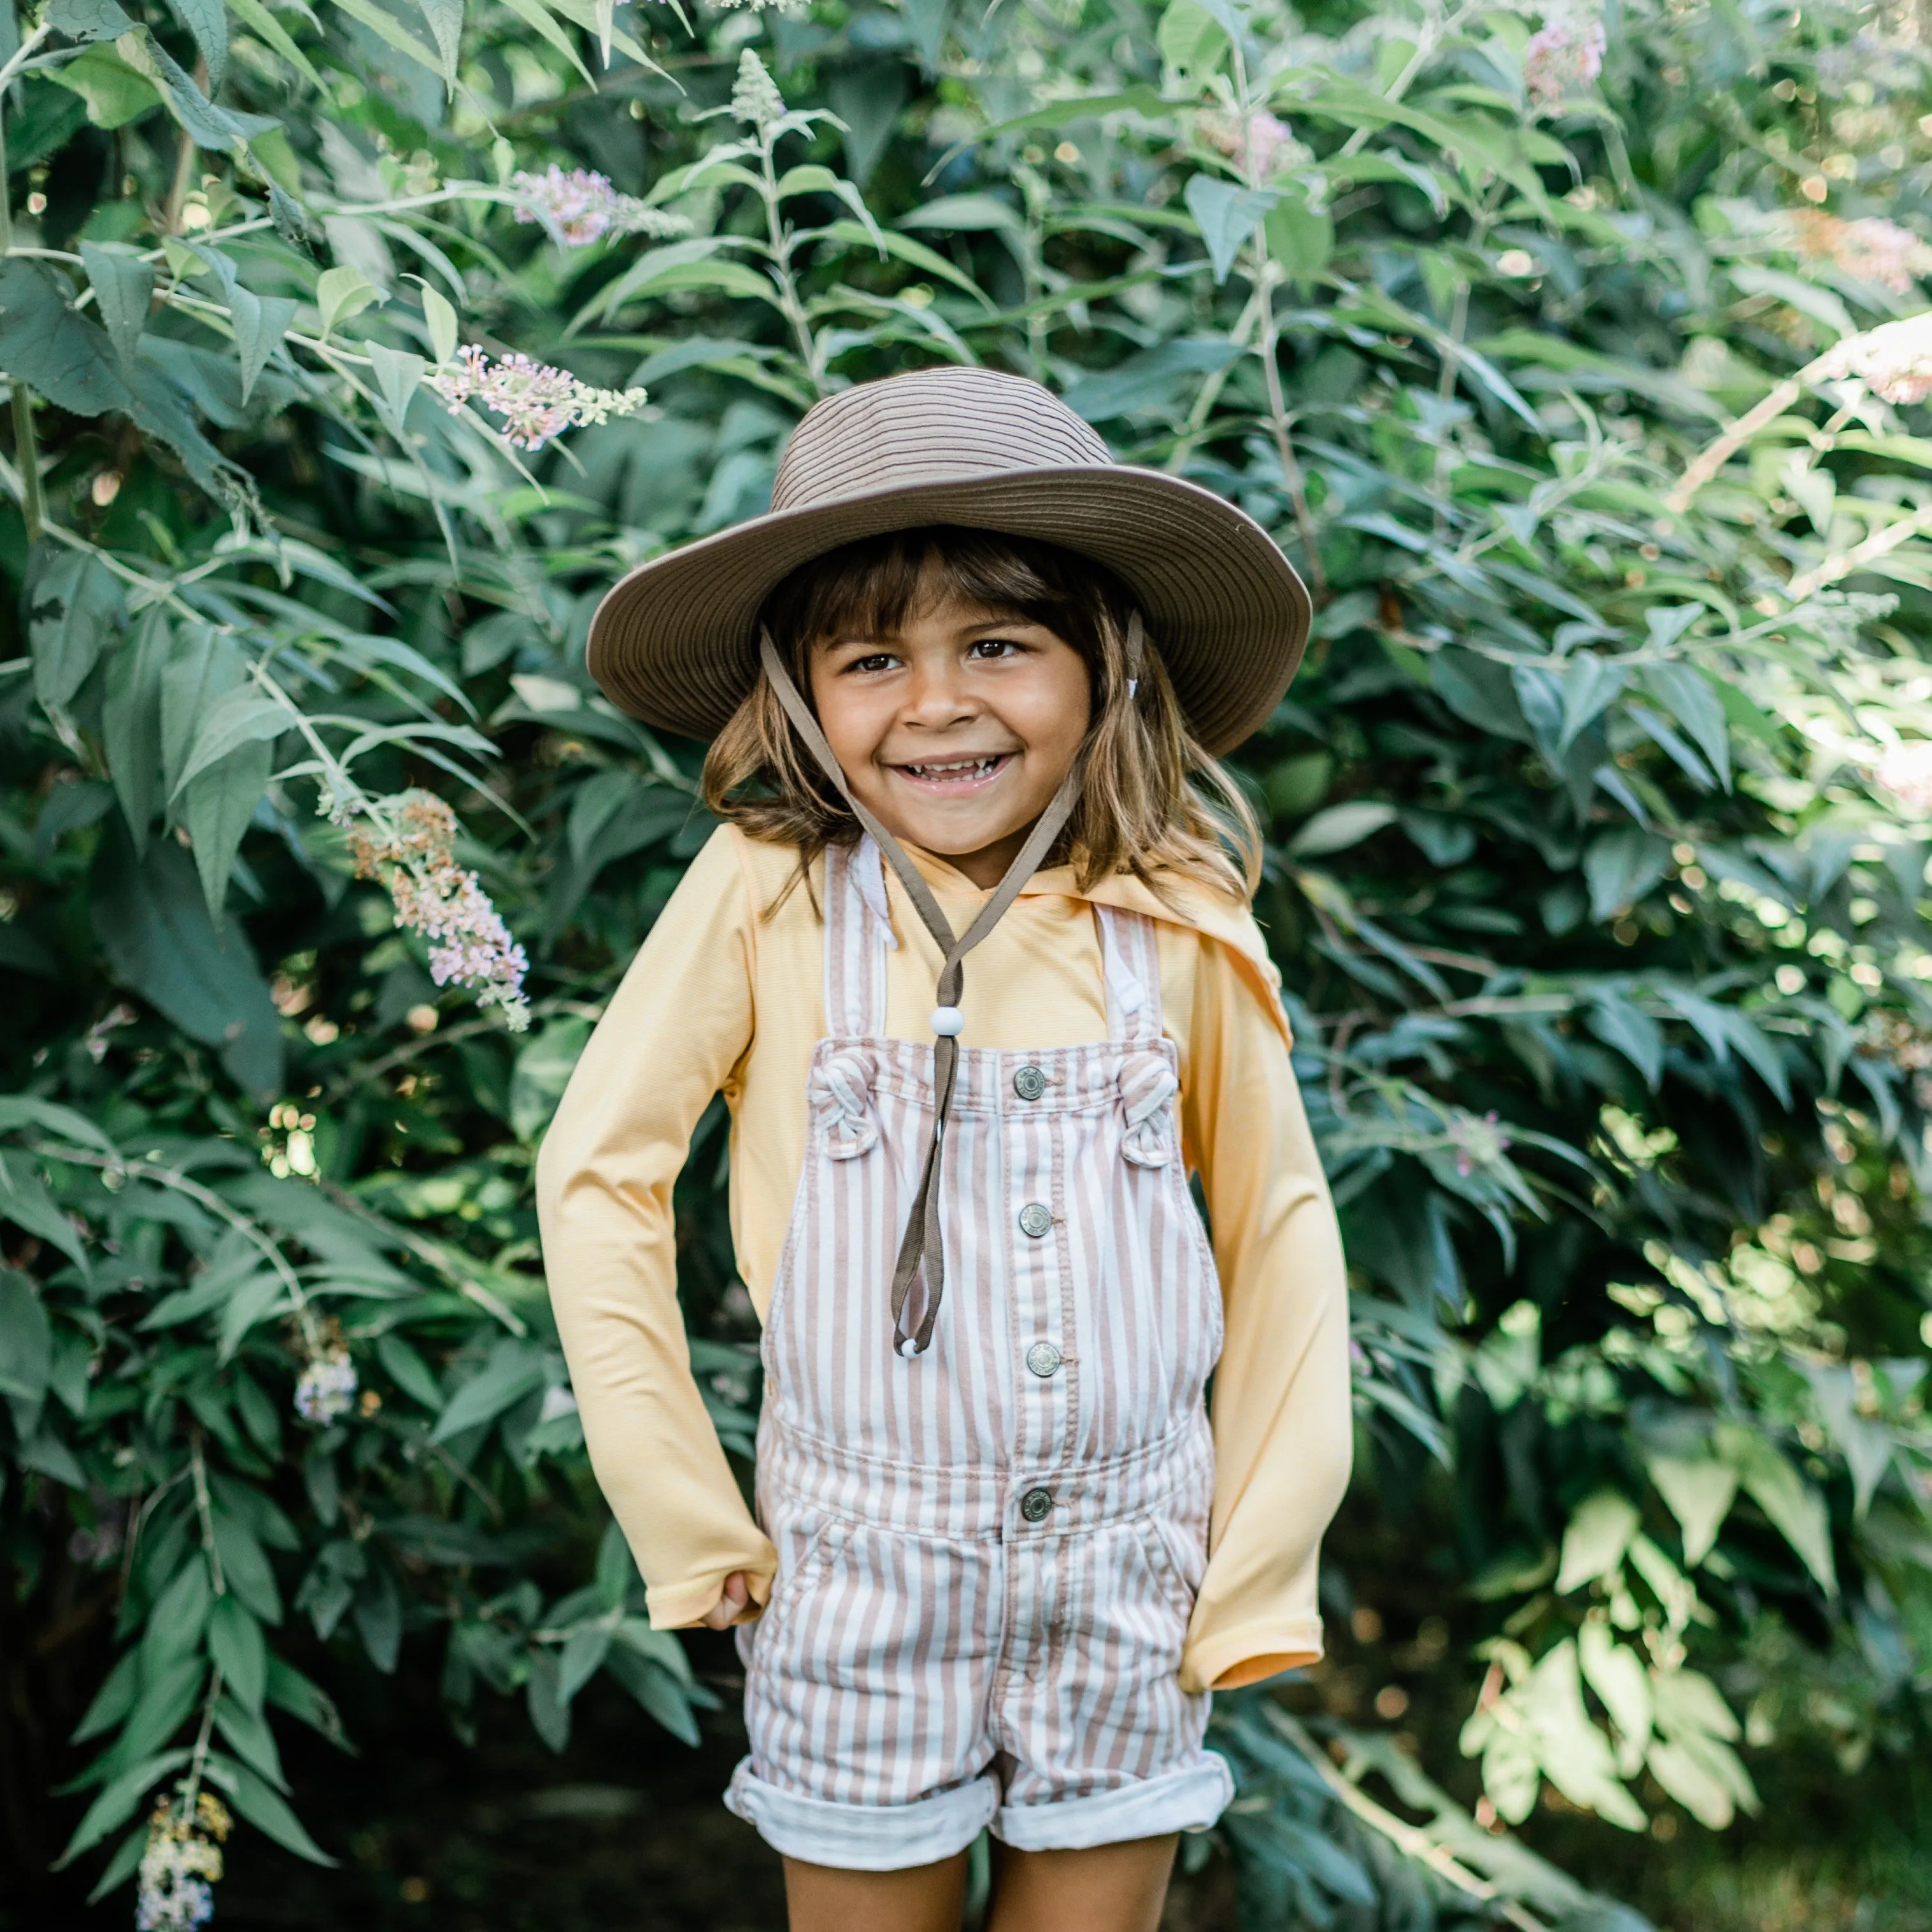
top-left (758, 621), bottom-right (1137, 1356)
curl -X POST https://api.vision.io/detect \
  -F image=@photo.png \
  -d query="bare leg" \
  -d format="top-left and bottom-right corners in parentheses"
top-left (986, 1835), bottom-right (1179, 1932)
top-left (783, 1850), bottom-right (970, 1932)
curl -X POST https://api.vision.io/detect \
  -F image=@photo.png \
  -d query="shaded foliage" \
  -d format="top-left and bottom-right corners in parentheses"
top-left (3, 0), bottom-right (1932, 1924)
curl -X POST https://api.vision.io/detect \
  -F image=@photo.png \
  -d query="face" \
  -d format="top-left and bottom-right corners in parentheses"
top-left (807, 578), bottom-right (1093, 890)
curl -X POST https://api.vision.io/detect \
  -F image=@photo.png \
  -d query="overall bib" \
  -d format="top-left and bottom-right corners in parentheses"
top-left (727, 841), bottom-right (1233, 1868)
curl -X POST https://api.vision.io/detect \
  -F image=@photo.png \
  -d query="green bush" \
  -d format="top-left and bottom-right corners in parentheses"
top-left (3, 0), bottom-right (1930, 1924)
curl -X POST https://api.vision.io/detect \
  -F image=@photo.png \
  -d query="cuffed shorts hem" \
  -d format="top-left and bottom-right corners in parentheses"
top-left (994, 1753), bottom-right (1235, 1852)
top-left (725, 1762), bottom-right (998, 1871)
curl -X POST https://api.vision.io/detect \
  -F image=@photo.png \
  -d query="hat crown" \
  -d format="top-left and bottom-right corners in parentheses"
top-left (771, 367), bottom-right (1113, 513)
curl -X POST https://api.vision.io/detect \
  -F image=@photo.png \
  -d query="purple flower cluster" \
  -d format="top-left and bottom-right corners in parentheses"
top-left (509, 165), bottom-right (689, 248)
top-left (1523, 6), bottom-right (1606, 111)
top-left (427, 344), bottom-right (649, 453)
top-left (136, 1794), bottom-right (231, 1932)
top-left (294, 1347), bottom-right (358, 1424)
top-left (349, 792), bottom-right (531, 1026)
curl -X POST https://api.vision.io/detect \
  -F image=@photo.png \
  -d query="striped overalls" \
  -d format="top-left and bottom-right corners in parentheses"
top-left (727, 841), bottom-right (1233, 1868)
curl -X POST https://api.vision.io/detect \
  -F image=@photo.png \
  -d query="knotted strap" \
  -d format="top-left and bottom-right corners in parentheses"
top-left (809, 1047), bottom-right (881, 1158)
top-left (760, 624), bottom-right (1133, 1356)
top-left (1117, 1051), bottom-right (1180, 1167)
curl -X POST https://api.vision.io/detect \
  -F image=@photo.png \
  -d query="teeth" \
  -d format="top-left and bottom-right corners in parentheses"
top-left (907, 757), bottom-right (1000, 778)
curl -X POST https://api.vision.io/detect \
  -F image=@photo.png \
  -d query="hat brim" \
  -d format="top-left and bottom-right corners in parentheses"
top-left (586, 464), bottom-right (1311, 757)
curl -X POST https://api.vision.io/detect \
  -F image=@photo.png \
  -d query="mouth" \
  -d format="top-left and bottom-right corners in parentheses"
top-left (889, 753), bottom-right (1016, 793)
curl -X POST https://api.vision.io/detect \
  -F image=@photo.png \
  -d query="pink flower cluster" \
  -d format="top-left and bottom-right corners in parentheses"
top-left (350, 792), bottom-right (530, 1026)
top-left (1819, 313), bottom-right (1932, 406)
top-left (1198, 109), bottom-right (1306, 181)
top-left (1789, 211), bottom-right (1932, 294)
top-left (1875, 739), bottom-right (1932, 813)
top-left (1450, 1109), bottom-right (1512, 1177)
top-left (427, 344), bottom-right (649, 452)
top-left (509, 165), bottom-right (689, 247)
top-left (1523, 6), bottom-right (1606, 111)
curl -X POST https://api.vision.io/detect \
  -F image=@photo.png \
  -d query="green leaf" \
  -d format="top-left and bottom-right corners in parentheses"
top-left (1556, 1491), bottom-right (1642, 1593)
top-left (1647, 1455), bottom-right (1737, 1566)
top-left (525, 1648), bottom-right (571, 1752)
top-left (46, 0), bottom-right (138, 39)
top-left (46, 40), bottom-right (162, 126)
top-left (375, 1332), bottom-right (445, 1410)
top-left (0, 1270), bottom-right (53, 1405)
top-left (1559, 652), bottom-right (1626, 751)
top-left (72, 1650), bottom-right (141, 1744)
top-left (101, 609), bottom-right (169, 848)
top-left (493, 0), bottom-right (593, 83)
top-left (79, 243), bottom-right (155, 369)
top-left (594, 1519), bottom-right (634, 1612)
top-left (213, 1694), bottom-right (288, 1790)
top-left (211, 1510), bottom-right (283, 1624)
top-left (1183, 174), bottom-right (1281, 283)
top-left (204, 1754), bottom-right (337, 1865)
top-left (509, 1018), bottom-right (592, 1144)
top-left (208, 1596), bottom-right (267, 1714)
top-left (600, 1642), bottom-right (700, 1745)
top-left (430, 1339), bottom-right (548, 1442)
top-left (810, 222), bottom-right (994, 311)
top-left (1515, 1639), bottom-right (1646, 1830)
top-left (1715, 1424), bottom-right (1837, 1596)
top-left (161, 0), bottom-right (227, 88)
top-left (1643, 661), bottom-right (1730, 793)
top-left (29, 546), bottom-right (126, 713)
top-left (414, 0), bottom-right (464, 86)
top-left (1583, 828), bottom-right (1670, 923)
top-left (54, 1749), bottom-right (191, 1866)
top-left (83, 1822), bottom-right (150, 1905)
top-left (1578, 1622), bottom-right (1652, 1773)
top-left (325, 0), bottom-right (446, 83)
top-left (1061, 336), bottom-right (1244, 423)
top-left (556, 1622), bottom-right (611, 1703)
top-left (366, 341), bottom-right (427, 439)
top-left (316, 266), bottom-right (380, 338)
top-left (420, 284), bottom-right (460, 367)
top-left (1289, 801), bottom-right (1398, 858)
top-left (0, 1155), bottom-right (90, 1272)
top-left (171, 686), bottom-right (295, 799)
top-left (224, 0), bottom-right (327, 89)
top-left (115, 28), bottom-right (278, 150)
top-left (89, 827), bottom-right (285, 1097)
top-left (1158, 0), bottom-right (1228, 76)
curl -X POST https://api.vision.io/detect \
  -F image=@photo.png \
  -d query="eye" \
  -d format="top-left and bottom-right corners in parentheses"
top-left (967, 635), bottom-right (1027, 660)
top-left (841, 651), bottom-right (900, 675)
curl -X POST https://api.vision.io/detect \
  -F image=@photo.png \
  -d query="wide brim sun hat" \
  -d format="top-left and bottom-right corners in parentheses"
top-left (586, 365), bottom-right (1312, 758)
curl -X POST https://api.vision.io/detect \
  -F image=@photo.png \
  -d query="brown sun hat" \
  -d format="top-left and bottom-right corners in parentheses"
top-left (586, 365), bottom-right (1312, 756)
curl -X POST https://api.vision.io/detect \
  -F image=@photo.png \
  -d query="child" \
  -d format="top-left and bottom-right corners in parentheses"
top-left (537, 367), bottom-right (1352, 1932)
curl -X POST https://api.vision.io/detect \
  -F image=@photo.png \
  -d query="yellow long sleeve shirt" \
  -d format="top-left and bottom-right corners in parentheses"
top-left (536, 825), bottom-right (1352, 1694)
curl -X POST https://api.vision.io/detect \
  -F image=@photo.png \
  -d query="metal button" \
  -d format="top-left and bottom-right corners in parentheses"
top-left (1018, 1202), bottom-right (1053, 1239)
top-left (1025, 1340), bottom-right (1063, 1379)
top-left (1019, 1487), bottom-right (1054, 1523)
top-left (1013, 1064), bottom-right (1048, 1102)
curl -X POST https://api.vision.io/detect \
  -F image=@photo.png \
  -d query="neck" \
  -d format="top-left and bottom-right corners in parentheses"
top-left (928, 826), bottom-right (1037, 891)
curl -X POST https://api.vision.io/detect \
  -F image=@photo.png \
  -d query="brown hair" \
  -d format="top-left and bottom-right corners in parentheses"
top-left (701, 526), bottom-right (1261, 902)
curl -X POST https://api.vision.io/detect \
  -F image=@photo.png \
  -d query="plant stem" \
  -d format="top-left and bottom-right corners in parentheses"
top-left (0, 76), bottom-right (46, 545)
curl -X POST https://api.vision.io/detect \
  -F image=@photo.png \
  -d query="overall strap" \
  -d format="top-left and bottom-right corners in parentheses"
top-left (1095, 904), bottom-right (1163, 1046)
top-left (822, 837), bottom-right (893, 1038)
top-left (760, 622), bottom-right (1138, 1357)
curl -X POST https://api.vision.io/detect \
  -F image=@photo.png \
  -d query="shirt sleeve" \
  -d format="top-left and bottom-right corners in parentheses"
top-left (536, 827), bottom-right (779, 1631)
top-left (1177, 929), bottom-right (1353, 1694)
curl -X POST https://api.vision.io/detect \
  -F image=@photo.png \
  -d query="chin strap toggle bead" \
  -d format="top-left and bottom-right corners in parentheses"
top-left (930, 1005), bottom-right (965, 1037)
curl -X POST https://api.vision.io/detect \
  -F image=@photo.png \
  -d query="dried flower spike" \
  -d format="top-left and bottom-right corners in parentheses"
top-left (1818, 311), bottom-right (1932, 406)
top-left (136, 1791), bottom-right (232, 1932)
top-left (1789, 211), bottom-right (1932, 294)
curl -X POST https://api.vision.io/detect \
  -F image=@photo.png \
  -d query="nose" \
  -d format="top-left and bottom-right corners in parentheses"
top-left (901, 659), bottom-right (977, 730)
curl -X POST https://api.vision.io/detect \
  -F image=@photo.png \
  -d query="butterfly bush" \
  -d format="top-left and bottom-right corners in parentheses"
top-left (294, 1340), bottom-right (359, 1425)
top-left (344, 791), bottom-right (530, 1026)
top-left (1819, 311), bottom-right (1932, 404)
top-left (1789, 211), bottom-right (1932, 293)
top-left (427, 346), bottom-right (650, 452)
top-left (135, 1794), bottom-right (231, 1932)
top-left (1875, 739), bottom-right (1932, 813)
top-left (509, 166), bottom-right (692, 247)
top-left (1523, 3), bottom-right (1607, 110)
top-left (1198, 108), bottom-right (1310, 180)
